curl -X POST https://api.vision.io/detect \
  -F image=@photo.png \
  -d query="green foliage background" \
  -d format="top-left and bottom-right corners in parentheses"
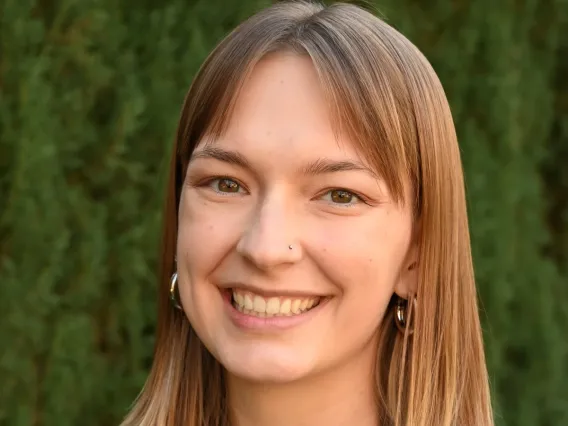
top-left (1, 0), bottom-right (566, 425)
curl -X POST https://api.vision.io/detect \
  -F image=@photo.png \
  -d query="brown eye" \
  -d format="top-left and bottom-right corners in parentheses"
top-left (330, 189), bottom-right (354, 204)
top-left (216, 178), bottom-right (240, 193)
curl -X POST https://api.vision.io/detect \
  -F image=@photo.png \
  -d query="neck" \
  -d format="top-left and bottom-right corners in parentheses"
top-left (226, 345), bottom-right (378, 426)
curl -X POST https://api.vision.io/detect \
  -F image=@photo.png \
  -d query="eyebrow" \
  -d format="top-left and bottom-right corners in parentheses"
top-left (190, 146), bottom-right (377, 178)
top-left (190, 146), bottom-right (252, 169)
top-left (300, 158), bottom-right (377, 178)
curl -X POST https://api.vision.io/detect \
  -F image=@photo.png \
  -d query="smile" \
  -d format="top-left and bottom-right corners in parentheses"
top-left (231, 289), bottom-right (322, 318)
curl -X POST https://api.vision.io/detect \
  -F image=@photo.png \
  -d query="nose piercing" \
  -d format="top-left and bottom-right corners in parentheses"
top-left (288, 244), bottom-right (293, 250)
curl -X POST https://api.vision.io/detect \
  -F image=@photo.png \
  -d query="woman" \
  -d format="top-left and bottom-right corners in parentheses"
top-left (122, 2), bottom-right (494, 425)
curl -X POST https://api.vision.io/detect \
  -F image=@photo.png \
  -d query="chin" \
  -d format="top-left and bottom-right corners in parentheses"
top-left (220, 346), bottom-right (316, 384)
top-left (226, 361), bottom-right (311, 384)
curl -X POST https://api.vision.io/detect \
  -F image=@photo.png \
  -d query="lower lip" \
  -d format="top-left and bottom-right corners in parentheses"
top-left (222, 291), bottom-right (329, 331)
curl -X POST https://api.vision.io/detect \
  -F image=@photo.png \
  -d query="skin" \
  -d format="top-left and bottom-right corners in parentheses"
top-left (177, 53), bottom-right (417, 426)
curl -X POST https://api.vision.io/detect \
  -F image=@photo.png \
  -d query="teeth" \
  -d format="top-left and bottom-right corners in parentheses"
top-left (232, 290), bottom-right (320, 317)
top-left (291, 299), bottom-right (301, 314)
top-left (280, 299), bottom-right (291, 315)
top-left (244, 294), bottom-right (253, 310)
top-left (266, 297), bottom-right (280, 314)
top-left (235, 292), bottom-right (244, 306)
top-left (253, 295), bottom-right (266, 312)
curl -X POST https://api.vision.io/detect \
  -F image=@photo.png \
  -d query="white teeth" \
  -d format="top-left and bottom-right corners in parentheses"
top-left (280, 299), bottom-right (291, 315)
top-left (291, 299), bottom-right (301, 314)
top-left (266, 297), bottom-right (280, 314)
top-left (253, 295), bottom-right (266, 312)
top-left (244, 294), bottom-right (253, 310)
top-left (235, 292), bottom-right (244, 306)
top-left (232, 290), bottom-right (320, 317)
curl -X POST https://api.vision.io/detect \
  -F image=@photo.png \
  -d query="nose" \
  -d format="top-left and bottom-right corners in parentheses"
top-left (236, 195), bottom-right (303, 270)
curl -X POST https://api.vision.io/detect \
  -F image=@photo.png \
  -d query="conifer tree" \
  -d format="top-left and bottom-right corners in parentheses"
top-left (0, 1), bottom-right (566, 425)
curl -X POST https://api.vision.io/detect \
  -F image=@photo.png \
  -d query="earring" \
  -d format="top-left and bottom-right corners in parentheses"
top-left (394, 296), bottom-right (416, 334)
top-left (170, 272), bottom-right (183, 310)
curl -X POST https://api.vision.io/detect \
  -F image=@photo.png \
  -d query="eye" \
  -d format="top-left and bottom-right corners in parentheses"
top-left (321, 189), bottom-right (361, 205)
top-left (209, 178), bottom-right (243, 194)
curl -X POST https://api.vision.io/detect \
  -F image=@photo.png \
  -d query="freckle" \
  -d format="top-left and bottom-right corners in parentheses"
top-left (280, 79), bottom-right (284, 84)
top-left (266, 130), bottom-right (271, 136)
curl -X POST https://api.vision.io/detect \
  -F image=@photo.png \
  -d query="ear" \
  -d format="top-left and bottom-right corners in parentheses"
top-left (394, 222), bottom-right (420, 299)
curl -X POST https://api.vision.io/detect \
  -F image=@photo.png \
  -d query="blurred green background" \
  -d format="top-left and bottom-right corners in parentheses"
top-left (1, 0), bottom-right (567, 425)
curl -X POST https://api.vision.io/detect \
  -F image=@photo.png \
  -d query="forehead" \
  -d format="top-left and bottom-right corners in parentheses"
top-left (213, 53), bottom-right (362, 163)
top-left (233, 53), bottom-right (325, 125)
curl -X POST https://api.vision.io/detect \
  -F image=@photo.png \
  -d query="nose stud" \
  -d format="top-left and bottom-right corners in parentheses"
top-left (288, 244), bottom-right (293, 250)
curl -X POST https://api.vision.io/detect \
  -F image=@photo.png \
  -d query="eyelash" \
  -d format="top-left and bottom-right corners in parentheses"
top-left (198, 177), bottom-right (369, 207)
top-left (201, 177), bottom-right (248, 195)
top-left (318, 188), bottom-right (366, 207)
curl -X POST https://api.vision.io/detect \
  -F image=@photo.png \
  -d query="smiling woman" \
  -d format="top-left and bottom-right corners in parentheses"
top-left (120, 2), bottom-right (494, 426)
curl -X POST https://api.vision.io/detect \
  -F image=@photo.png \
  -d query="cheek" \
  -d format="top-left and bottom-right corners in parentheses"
top-left (310, 213), bottom-right (411, 318)
top-left (177, 193), bottom-right (241, 270)
top-left (176, 194), bottom-right (247, 318)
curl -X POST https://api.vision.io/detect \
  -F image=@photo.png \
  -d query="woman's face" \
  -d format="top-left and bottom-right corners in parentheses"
top-left (177, 53), bottom-right (416, 383)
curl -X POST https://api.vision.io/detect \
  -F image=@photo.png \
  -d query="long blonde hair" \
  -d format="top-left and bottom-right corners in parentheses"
top-left (121, 2), bottom-right (494, 425)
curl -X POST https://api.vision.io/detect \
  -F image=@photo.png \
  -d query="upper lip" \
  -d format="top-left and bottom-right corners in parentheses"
top-left (221, 282), bottom-right (327, 298)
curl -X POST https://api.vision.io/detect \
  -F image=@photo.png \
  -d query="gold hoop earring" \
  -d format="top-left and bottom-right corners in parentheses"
top-left (394, 296), bottom-right (416, 334)
top-left (170, 272), bottom-right (183, 310)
